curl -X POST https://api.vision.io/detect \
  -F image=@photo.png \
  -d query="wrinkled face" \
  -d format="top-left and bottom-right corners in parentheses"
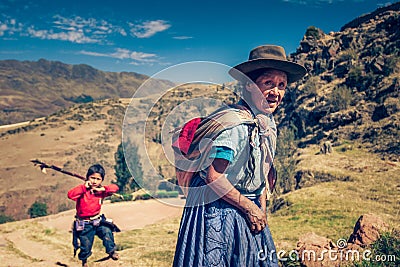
top-left (245, 69), bottom-right (288, 113)
top-left (88, 173), bottom-right (103, 187)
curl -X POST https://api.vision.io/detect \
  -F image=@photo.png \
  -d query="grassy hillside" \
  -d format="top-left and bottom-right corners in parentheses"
top-left (0, 144), bottom-right (398, 266)
top-left (0, 98), bottom-right (130, 220)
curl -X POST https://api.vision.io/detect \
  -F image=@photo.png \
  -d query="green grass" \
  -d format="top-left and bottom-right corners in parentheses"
top-left (269, 144), bottom-right (399, 252)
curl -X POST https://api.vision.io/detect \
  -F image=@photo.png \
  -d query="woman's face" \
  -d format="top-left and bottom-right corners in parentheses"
top-left (245, 69), bottom-right (288, 113)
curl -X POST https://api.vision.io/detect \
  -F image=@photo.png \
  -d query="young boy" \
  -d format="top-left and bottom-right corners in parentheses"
top-left (68, 164), bottom-right (119, 267)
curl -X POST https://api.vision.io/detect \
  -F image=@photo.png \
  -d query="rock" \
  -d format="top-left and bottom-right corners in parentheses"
top-left (320, 110), bottom-right (361, 131)
top-left (327, 40), bottom-right (340, 57)
top-left (320, 140), bottom-right (332, 154)
top-left (270, 197), bottom-right (291, 213)
top-left (295, 170), bottom-right (314, 189)
top-left (296, 232), bottom-right (338, 267)
top-left (369, 56), bottom-right (385, 74)
top-left (333, 61), bottom-right (350, 78)
top-left (372, 104), bottom-right (389, 121)
top-left (348, 213), bottom-right (389, 247)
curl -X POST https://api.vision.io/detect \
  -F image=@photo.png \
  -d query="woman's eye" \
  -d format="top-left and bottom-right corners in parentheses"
top-left (264, 80), bottom-right (273, 87)
top-left (278, 82), bottom-right (286, 89)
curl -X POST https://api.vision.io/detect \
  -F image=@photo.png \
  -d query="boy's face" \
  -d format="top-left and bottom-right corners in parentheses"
top-left (88, 173), bottom-right (103, 187)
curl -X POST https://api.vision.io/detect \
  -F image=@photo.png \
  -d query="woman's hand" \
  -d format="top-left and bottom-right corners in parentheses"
top-left (242, 197), bottom-right (268, 233)
top-left (206, 158), bottom-right (268, 233)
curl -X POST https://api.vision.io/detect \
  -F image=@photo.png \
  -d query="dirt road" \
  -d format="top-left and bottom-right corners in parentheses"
top-left (1, 198), bottom-right (184, 267)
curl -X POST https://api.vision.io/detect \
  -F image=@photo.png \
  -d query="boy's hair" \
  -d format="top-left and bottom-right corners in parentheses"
top-left (86, 164), bottom-right (105, 180)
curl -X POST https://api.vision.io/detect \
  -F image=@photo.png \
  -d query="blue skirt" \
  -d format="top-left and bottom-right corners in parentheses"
top-left (173, 176), bottom-right (279, 267)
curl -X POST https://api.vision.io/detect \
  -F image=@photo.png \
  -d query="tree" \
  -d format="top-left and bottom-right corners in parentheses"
top-left (275, 127), bottom-right (297, 194)
top-left (28, 201), bottom-right (48, 218)
top-left (114, 141), bottom-right (143, 193)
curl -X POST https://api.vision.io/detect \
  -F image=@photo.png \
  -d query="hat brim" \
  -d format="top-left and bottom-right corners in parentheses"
top-left (229, 58), bottom-right (307, 83)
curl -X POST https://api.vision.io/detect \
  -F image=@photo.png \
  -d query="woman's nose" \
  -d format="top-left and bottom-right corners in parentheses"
top-left (269, 86), bottom-right (279, 94)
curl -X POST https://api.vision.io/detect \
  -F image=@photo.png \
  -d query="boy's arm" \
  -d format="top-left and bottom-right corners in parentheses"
top-left (104, 184), bottom-right (119, 196)
top-left (67, 184), bottom-right (88, 201)
top-left (91, 184), bottom-right (119, 197)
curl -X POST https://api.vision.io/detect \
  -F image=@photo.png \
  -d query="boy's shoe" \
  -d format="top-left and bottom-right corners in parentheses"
top-left (82, 259), bottom-right (88, 267)
top-left (109, 251), bottom-right (119, 260)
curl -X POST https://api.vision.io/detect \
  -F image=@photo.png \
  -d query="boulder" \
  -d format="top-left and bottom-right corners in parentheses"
top-left (348, 213), bottom-right (389, 247)
top-left (296, 232), bottom-right (338, 267)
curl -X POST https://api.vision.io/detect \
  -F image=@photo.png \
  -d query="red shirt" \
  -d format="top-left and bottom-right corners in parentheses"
top-left (67, 184), bottom-right (119, 218)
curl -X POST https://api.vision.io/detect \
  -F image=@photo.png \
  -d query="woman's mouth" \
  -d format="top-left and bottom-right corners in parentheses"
top-left (266, 97), bottom-right (279, 105)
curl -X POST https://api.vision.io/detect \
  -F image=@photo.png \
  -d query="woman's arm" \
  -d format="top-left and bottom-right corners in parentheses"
top-left (206, 158), bottom-right (267, 233)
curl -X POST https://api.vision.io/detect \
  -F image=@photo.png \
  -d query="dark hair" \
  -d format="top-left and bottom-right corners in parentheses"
top-left (86, 164), bottom-right (105, 180)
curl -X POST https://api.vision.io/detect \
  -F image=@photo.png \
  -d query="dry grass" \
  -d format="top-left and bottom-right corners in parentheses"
top-left (0, 121), bottom-right (398, 266)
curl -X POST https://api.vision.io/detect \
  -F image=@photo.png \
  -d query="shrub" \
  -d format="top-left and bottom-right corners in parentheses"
top-left (305, 26), bottom-right (320, 39)
top-left (353, 230), bottom-right (400, 266)
top-left (0, 212), bottom-right (14, 224)
top-left (110, 193), bottom-right (133, 203)
top-left (346, 66), bottom-right (363, 88)
top-left (329, 85), bottom-right (352, 112)
top-left (384, 56), bottom-right (400, 76)
top-left (302, 76), bottom-right (319, 96)
top-left (28, 201), bottom-right (48, 218)
top-left (337, 48), bottom-right (358, 63)
top-left (166, 191), bottom-right (179, 198)
top-left (155, 190), bottom-right (179, 198)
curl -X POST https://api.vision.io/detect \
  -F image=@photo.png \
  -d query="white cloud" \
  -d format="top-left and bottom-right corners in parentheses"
top-left (0, 14), bottom-right (169, 44)
top-left (9, 15), bottom-right (126, 44)
top-left (80, 48), bottom-right (158, 64)
top-left (27, 26), bottom-right (99, 43)
top-left (52, 15), bottom-right (121, 38)
top-left (129, 20), bottom-right (170, 38)
top-left (173, 36), bottom-right (193, 40)
top-left (0, 17), bottom-right (23, 36)
top-left (0, 23), bottom-right (7, 36)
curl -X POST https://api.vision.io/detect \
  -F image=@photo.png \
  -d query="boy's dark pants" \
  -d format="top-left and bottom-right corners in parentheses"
top-left (77, 223), bottom-right (116, 261)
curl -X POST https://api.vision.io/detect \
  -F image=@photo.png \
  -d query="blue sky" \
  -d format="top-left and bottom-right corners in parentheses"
top-left (0, 0), bottom-right (396, 77)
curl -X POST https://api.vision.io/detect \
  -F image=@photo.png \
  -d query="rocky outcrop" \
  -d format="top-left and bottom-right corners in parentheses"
top-left (278, 2), bottom-right (400, 160)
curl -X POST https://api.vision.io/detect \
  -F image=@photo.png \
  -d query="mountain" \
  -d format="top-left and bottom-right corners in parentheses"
top-left (0, 59), bottom-right (174, 125)
top-left (279, 2), bottom-right (399, 160)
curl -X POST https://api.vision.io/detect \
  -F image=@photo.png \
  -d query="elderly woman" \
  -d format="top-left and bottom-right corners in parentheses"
top-left (172, 45), bottom-right (307, 267)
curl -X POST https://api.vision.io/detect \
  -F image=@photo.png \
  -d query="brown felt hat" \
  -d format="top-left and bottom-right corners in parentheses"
top-left (229, 45), bottom-right (307, 83)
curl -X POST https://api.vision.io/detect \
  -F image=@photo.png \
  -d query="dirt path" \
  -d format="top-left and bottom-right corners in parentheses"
top-left (1, 198), bottom-right (184, 267)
